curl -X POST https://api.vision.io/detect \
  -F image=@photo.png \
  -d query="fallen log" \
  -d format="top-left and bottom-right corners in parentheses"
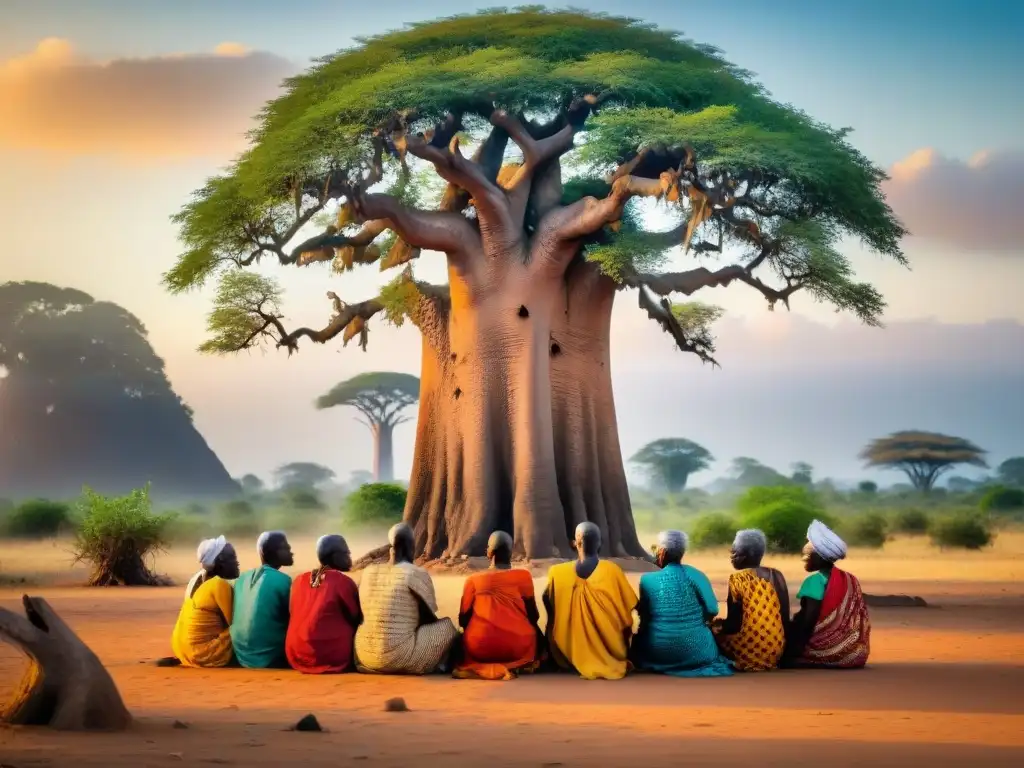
top-left (0, 595), bottom-right (132, 730)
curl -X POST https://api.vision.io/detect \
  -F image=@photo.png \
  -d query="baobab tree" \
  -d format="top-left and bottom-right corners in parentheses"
top-left (630, 438), bottom-right (713, 493)
top-left (167, 10), bottom-right (905, 561)
top-left (860, 431), bottom-right (987, 493)
top-left (316, 371), bottom-right (420, 482)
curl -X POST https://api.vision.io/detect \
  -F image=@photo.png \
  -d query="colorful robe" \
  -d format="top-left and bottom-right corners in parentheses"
top-left (631, 563), bottom-right (733, 678)
top-left (171, 576), bottom-right (234, 668)
top-left (354, 562), bottom-right (457, 675)
top-left (545, 559), bottom-right (637, 680)
top-left (715, 568), bottom-right (786, 672)
top-left (285, 568), bottom-right (362, 674)
top-left (230, 565), bottom-right (292, 669)
top-left (794, 567), bottom-right (871, 668)
top-left (454, 568), bottom-right (542, 681)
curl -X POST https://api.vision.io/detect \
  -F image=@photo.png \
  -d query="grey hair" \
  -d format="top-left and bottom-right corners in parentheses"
top-left (388, 523), bottom-right (414, 547)
top-left (574, 522), bottom-right (601, 554)
top-left (487, 530), bottom-right (513, 555)
top-left (656, 530), bottom-right (688, 559)
top-left (316, 534), bottom-right (348, 564)
top-left (732, 529), bottom-right (767, 560)
top-left (257, 530), bottom-right (286, 559)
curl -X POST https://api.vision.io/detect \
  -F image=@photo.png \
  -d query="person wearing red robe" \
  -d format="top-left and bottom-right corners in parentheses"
top-left (285, 534), bottom-right (362, 674)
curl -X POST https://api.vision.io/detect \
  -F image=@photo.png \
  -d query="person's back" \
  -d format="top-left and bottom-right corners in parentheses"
top-left (286, 568), bottom-right (361, 673)
top-left (354, 562), bottom-right (422, 670)
top-left (231, 564), bottom-right (292, 668)
top-left (172, 576), bottom-right (235, 668)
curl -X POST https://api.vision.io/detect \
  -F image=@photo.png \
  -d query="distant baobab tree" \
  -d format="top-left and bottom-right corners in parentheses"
top-left (859, 431), bottom-right (987, 493)
top-left (316, 372), bottom-right (420, 482)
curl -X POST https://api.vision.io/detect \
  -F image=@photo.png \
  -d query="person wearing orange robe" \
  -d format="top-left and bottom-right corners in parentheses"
top-left (453, 531), bottom-right (545, 681)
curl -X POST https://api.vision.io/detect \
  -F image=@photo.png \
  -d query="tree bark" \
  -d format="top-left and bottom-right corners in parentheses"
top-left (0, 595), bottom-right (132, 731)
top-left (371, 421), bottom-right (395, 482)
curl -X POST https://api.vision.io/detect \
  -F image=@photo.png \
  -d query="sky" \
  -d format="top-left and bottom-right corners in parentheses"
top-left (1, 0), bottom-right (1022, 487)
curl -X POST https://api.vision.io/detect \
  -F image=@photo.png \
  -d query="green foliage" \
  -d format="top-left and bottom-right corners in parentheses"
top-left (378, 272), bottom-right (423, 327)
top-left (979, 485), bottom-right (1024, 514)
top-left (996, 457), bottom-right (1024, 488)
top-left (736, 485), bottom-right (827, 554)
top-left (891, 507), bottom-right (930, 535)
top-left (281, 487), bottom-right (326, 511)
top-left (736, 484), bottom-right (822, 518)
top-left (857, 480), bottom-right (878, 495)
top-left (199, 271), bottom-right (284, 354)
top-left (343, 483), bottom-right (407, 528)
top-left (316, 371), bottom-right (420, 410)
top-left (690, 513), bottom-right (736, 549)
top-left (273, 462), bottom-right (336, 489)
top-left (3, 499), bottom-right (74, 538)
top-left (217, 499), bottom-right (261, 538)
top-left (72, 486), bottom-right (174, 585)
top-left (630, 437), bottom-right (714, 493)
top-left (730, 457), bottom-right (790, 489)
top-left (844, 512), bottom-right (888, 549)
top-left (859, 431), bottom-right (988, 492)
top-left (930, 512), bottom-right (993, 550)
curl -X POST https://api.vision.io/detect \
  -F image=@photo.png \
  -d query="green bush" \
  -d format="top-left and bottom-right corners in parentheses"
top-left (281, 487), bottom-right (325, 511)
top-left (736, 485), bottom-right (823, 518)
top-left (857, 480), bottom-right (878, 495)
top-left (979, 485), bottom-right (1024, 514)
top-left (845, 512), bottom-right (888, 549)
top-left (217, 499), bottom-right (261, 538)
top-left (738, 496), bottom-right (828, 555)
top-left (930, 512), bottom-right (993, 550)
top-left (3, 498), bottom-right (74, 538)
top-left (690, 513), bottom-right (737, 549)
top-left (164, 513), bottom-right (213, 544)
top-left (343, 483), bottom-right (407, 528)
top-left (891, 507), bottom-right (930, 535)
top-left (72, 486), bottom-right (174, 585)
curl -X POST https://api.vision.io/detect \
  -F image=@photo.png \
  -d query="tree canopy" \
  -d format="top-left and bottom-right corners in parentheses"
top-left (859, 431), bottom-right (988, 493)
top-left (167, 7), bottom-right (905, 366)
top-left (996, 457), bottom-right (1024, 488)
top-left (316, 371), bottom-right (420, 426)
top-left (272, 461), bottom-right (336, 490)
top-left (630, 438), bottom-right (713, 492)
top-left (729, 457), bottom-right (790, 488)
top-left (0, 281), bottom-right (237, 502)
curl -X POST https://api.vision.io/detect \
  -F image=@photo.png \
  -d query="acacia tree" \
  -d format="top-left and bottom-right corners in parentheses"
top-left (316, 371), bottom-right (420, 482)
top-left (630, 438), bottom-right (713, 493)
top-left (859, 431), bottom-right (988, 493)
top-left (167, 10), bottom-right (904, 560)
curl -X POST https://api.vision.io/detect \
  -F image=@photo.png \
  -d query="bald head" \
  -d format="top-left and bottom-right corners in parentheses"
top-left (257, 530), bottom-right (293, 569)
top-left (487, 531), bottom-right (513, 567)
top-left (574, 522), bottom-right (601, 559)
top-left (388, 523), bottom-right (415, 565)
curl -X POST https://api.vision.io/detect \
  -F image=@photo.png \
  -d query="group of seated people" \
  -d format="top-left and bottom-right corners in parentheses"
top-left (169, 518), bottom-right (870, 679)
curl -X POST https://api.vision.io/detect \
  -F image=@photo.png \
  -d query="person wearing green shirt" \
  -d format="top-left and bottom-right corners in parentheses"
top-left (231, 530), bottom-right (294, 668)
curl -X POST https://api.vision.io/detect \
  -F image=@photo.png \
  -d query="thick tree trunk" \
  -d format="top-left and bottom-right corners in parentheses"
top-left (371, 421), bottom-right (395, 482)
top-left (0, 595), bottom-right (131, 731)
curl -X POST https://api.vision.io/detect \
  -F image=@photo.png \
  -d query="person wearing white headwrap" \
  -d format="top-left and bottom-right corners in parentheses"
top-left (630, 530), bottom-right (733, 678)
top-left (783, 519), bottom-right (871, 669)
top-left (170, 535), bottom-right (240, 668)
top-left (231, 531), bottom-right (295, 669)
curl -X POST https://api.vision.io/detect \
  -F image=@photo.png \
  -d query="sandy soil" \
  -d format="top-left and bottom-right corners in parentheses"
top-left (1, 536), bottom-right (1023, 766)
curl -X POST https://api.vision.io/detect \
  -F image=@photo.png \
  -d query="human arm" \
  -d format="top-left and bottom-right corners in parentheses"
top-left (718, 586), bottom-right (744, 636)
top-left (407, 568), bottom-right (441, 625)
top-left (770, 568), bottom-right (792, 631)
top-left (212, 579), bottom-right (234, 625)
top-left (458, 579), bottom-right (476, 629)
top-left (688, 567), bottom-right (721, 622)
top-left (784, 573), bottom-right (826, 661)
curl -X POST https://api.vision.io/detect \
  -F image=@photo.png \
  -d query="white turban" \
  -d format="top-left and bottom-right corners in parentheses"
top-left (807, 520), bottom-right (847, 562)
top-left (196, 536), bottom-right (227, 569)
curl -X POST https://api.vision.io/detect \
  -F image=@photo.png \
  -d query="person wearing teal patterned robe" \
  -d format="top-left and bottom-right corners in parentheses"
top-left (231, 531), bottom-right (294, 668)
top-left (630, 530), bottom-right (733, 678)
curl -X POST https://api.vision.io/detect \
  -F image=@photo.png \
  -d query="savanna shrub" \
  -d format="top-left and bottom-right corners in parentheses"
top-left (281, 487), bottom-right (325, 511)
top-left (72, 486), bottom-right (173, 586)
top-left (217, 499), bottom-right (261, 537)
top-left (930, 512), bottom-right (993, 550)
top-left (737, 488), bottom-right (828, 554)
top-left (344, 483), bottom-right (407, 527)
top-left (891, 507), bottom-right (930, 535)
top-left (690, 513), bottom-right (737, 549)
top-left (4, 498), bottom-right (73, 538)
top-left (979, 485), bottom-right (1024, 514)
top-left (845, 512), bottom-right (888, 549)
top-left (857, 480), bottom-right (878, 495)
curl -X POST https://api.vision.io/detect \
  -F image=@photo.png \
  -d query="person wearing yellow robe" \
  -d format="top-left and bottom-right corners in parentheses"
top-left (171, 535), bottom-right (240, 668)
top-left (543, 522), bottom-right (638, 680)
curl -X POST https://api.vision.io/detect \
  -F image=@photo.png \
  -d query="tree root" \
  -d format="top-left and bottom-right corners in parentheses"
top-left (0, 595), bottom-right (132, 731)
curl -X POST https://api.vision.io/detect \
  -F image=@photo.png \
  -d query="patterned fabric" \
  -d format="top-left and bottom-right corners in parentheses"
top-left (171, 576), bottom-right (235, 668)
top-left (545, 560), bottom-right (637, 680)
top-left (454, 568), bottom-right (542, 681)
top-left (716, 569), bottom-right (786, 672)
top-left (797, 568), bottom-right (871, 668)
top-left (354, 562), bottom-right (457, 675)
top-left (631, 563), bottom-right (733, 678)
top-left (230, 565), bottom-right (292, 668)
top-left (285, 569), bottom-right (362, 674)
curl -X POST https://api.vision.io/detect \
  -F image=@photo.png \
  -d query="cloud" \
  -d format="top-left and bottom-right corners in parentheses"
top-left (883, 147), bottom-right (1024, 253)
top-left (0, 38), bottom-right (297, 159)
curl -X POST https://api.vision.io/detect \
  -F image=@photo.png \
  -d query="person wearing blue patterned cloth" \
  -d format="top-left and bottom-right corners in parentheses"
top-left (630, 530), bottom-right (733, 677)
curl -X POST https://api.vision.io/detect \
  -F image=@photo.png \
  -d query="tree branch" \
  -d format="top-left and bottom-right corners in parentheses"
top-left (350, 188), bottom-right (479, 262)
top-left (292, 219), bottom-right (391, 267)
top-left (637, 286), bottom-right (718, 366)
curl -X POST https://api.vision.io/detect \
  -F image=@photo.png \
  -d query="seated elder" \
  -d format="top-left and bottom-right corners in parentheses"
top-left (630, 530), bottom-right (732, 677)
top-left (783, 520), bottom-right (871, 669)
top-left (171, 536), bottom-right (240, 668)
top-left (231, 530), bottom-right (294, 669)
top-left (453, 531), bottom-right (545, 681)
top-left (286, 534), bottom-right (363, 674)
top-left (544, 522), bottom-right (637, 680)
top-left (354, 523), bottom-right (458, 675)
top-left (713, 529), bottom-right (789, 672)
